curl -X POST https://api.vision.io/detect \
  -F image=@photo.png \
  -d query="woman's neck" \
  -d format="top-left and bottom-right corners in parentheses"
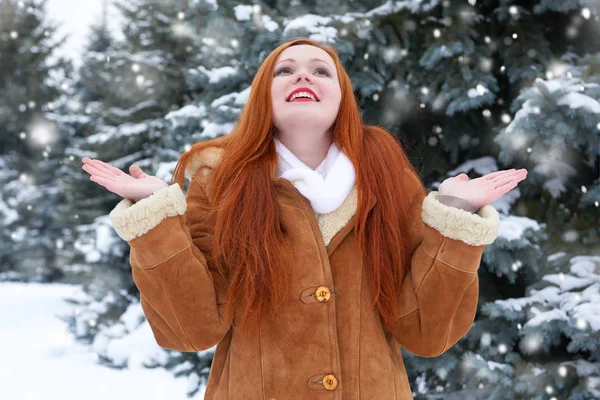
top-left (274, 132), bottom-right (332, 170)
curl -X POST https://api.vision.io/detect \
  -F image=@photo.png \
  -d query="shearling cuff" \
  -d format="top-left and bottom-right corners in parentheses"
top-left (421, 191), bottom-right (499, 246)
top-left (109, 183), bottom-right (187, 242)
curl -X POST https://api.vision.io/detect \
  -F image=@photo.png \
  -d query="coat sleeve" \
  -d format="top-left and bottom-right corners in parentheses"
top-left (387, 168), bottom-right (500, 358)
top-left (108, 169), bottom-right (230, 352)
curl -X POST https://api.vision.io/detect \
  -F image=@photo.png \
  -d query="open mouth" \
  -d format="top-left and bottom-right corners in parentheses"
top-left (288, 97), bottom-right (317, 102)
top-left (286, 88), bottom-right (320, 102)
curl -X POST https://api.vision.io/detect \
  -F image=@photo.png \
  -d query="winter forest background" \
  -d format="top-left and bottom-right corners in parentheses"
top-left (1, 0), bottom-right (599, 399)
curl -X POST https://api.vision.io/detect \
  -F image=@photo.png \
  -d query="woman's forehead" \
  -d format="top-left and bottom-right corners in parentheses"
top-left (277, 45), bottom-right (334, 63)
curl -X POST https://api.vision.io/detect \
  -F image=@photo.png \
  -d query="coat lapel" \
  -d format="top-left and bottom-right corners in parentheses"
top-left (322, 185), bottom-right (377, 256)
top-left (185, 146), bottom-right (377, 256)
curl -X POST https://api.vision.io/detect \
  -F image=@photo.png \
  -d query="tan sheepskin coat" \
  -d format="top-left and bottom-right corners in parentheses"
top-left (109, 146), bottom-right (500, 399)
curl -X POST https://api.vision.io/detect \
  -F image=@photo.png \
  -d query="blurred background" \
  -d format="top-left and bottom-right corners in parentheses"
top-left (0, 0), bottom-right (599, 399)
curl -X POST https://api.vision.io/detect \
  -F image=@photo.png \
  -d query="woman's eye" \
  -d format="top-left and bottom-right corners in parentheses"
top-left (274, 67), bottom-right (331, 77)
top-left (315, 68), bottom-right (331, 77)
top-left (275, 67), bottom-right (292, 76)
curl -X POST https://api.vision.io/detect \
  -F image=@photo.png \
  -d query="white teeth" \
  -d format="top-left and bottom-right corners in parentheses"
top-left (288, 92), bottom-right (317, 101)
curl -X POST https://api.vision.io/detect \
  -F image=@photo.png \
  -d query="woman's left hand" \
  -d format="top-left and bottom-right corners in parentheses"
top-left (437, 168), bottom-right (528, 209)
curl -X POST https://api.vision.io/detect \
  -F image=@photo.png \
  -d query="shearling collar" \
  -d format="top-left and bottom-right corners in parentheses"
top-left (184, 146), bottom-right (374, 251)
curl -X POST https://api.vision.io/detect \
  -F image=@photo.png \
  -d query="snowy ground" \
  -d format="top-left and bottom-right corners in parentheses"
top-left (0, 282), bottom-right (204, 400)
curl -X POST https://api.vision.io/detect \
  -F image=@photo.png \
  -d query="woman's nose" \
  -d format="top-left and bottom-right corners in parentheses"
top-left (295, 71), bottom-right (311, 83)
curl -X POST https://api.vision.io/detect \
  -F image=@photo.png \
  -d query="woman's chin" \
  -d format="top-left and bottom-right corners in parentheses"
top-left (278, 111), bottom-right (334, 123)
top-left (276, 119), bottom-right (333, 131)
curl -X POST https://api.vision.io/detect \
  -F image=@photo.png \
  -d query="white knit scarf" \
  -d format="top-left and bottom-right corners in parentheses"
top-left (274, 137), bottom-right (356, 215)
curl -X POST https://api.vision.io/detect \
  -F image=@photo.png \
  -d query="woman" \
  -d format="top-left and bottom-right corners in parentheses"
top-left (82, 38), bottom-right (526, 399)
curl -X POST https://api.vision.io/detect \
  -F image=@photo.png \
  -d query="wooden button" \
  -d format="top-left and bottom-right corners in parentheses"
top-left (314, 286), bottom-right (331, 302)
top-left (322, 374), bottom-right (338, 390)
top-left (199, 166), bottom-right (212, 176)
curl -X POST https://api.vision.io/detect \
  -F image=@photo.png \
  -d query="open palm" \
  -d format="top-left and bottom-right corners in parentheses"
top-left (438, 168), bottom-right (528, 209)
top-left (81, 157), bottom-right (168, 201)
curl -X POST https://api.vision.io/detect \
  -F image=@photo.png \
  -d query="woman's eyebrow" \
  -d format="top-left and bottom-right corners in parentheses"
top-left (276, 58), bottom-right (333, 69)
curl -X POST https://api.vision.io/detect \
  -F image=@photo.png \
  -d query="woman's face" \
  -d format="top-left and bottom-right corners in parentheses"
top-left (270, 44), bottom-right (342, 135)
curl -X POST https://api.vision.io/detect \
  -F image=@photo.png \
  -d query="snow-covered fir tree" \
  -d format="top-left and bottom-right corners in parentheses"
top-left (0, 0), bottom-right (72, 283)
top-left (40, 0), bottom-right (600, 398)
top-left (53, 0), bottom-right (207, 348)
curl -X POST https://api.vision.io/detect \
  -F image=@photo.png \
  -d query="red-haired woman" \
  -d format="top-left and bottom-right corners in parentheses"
top-left (82, 38), bottom-right (527, 399)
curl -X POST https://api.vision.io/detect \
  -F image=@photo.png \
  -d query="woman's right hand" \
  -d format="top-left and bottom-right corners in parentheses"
top-left (82, 157), bottom-right (169, 201)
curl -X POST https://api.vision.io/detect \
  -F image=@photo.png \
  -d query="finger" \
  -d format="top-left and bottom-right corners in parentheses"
top-left (129, 165), bottom-right (148, 179)
top-left (90, 175), bottom-right (125, 196)
top-left (483, 169), bottom-right (516, 180)
top-left (493, 177), bottom-right (521, 192)
top-left (492, 175), bottom-right (521, 187)
top-left (490, 170), bottom-right (525, 183)
top-left (515, 170), bottom-right (527, 180)
top-left (500, 180), bottom-right (519, 193)
top-left (129, 165), bottom-right (140, 178)
top-left (82, 164), bottom-right (114, 180)
top-left (87, 159), bottom-right (123, 177)
top-left (89, 174), bottom-right (113, 188)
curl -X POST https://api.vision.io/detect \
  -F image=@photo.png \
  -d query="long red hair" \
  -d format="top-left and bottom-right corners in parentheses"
top-left (170, 38), bottom-right (425, 338)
